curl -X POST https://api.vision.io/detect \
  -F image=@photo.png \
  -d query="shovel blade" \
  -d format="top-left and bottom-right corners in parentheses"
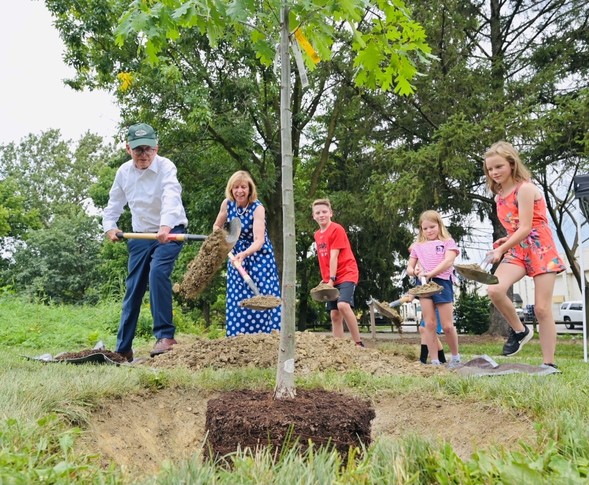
top-left (225, 218), bottom-right (241, 250)
top-left (455, 265), bottom-right (499, 285)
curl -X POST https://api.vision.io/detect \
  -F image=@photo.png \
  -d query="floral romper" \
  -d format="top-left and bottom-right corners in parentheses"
top-left (497, 182), bottom-right (565, 277)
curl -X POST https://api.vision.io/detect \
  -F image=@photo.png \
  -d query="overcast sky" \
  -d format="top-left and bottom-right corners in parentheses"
top-left (0, 1), bottom-right (121, 146)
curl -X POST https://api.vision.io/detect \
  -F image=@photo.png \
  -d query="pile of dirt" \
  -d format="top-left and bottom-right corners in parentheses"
top-left (77, 332), bottom-right (540, 478)
top-left (145, 332), bottom-right (440, 377)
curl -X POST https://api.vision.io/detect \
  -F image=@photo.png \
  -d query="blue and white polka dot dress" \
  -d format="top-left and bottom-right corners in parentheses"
top-left (225, 200), bottom-right (281, 337)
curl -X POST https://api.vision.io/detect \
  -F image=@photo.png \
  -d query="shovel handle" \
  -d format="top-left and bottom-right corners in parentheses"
top-left (388, 295), bottom-right (413, 307)
top-left (481, 254), bottom-right (494, 270)
top-left (228, 252), bottom-right (260, 296)
top-left (116, 232), bottom-right (207, 242)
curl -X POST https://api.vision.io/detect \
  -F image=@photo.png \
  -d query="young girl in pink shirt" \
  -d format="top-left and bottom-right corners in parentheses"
top-left (407, 210), bottom-right (460, 366)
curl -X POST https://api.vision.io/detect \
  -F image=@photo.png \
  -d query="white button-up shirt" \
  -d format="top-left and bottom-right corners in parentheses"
top-left (102, 155), bottom-right (188, 233)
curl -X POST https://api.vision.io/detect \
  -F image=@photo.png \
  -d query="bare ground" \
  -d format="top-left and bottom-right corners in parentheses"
top-left (79, 332), bottom-right (535, 478)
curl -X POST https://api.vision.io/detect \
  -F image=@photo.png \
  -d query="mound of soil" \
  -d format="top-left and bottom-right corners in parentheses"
top-left (145, 332), bottom-right (440, 377)
top-left (205, 389), bottom-right (375, 462)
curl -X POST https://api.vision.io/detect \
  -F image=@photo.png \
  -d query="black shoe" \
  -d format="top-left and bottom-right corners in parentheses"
top-left (542, 363), bottom-right (558, 369)
top-left (502, 326), bottom-right (533, 356)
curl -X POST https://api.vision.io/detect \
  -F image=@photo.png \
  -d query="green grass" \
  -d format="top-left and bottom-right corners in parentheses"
top-left (1, 295), bottom-right (589, 484)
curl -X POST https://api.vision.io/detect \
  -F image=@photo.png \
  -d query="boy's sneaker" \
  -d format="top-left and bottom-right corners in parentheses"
top-left (502, 326), bottom-right (533, 356)
top-left (448, 357), bottom-right (462, 369)
top-left (541, 363), bottom-right (559, 369)
top-left (355, 341), bottom-right (365, 348)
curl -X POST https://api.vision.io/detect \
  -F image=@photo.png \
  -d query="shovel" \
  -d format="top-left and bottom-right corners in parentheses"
top-left (116, 218), bottom-right (241, 248)
top-left (228, 252), bottom-right (261, 296)
top-left (408, 276), bottom-right (443, 297)
top-left (455, 254), bottom-right (499, 285)
top-left (228, 252), bottom-right (281, 310)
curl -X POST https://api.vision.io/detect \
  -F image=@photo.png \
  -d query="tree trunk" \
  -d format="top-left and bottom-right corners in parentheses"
top-left (274, 3), bottom-right (296, 399)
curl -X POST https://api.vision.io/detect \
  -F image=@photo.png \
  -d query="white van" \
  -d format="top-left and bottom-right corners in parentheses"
top-left (559, 301), bottom-right (583, 329)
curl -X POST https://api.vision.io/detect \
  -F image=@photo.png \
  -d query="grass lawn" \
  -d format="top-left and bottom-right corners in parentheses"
top-left (1, 295), bottom-right (588, 484)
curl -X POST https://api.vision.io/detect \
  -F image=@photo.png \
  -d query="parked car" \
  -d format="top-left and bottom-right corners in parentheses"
top-left (559, 301), bottom-right (583, 330)
top-left (515, 307), bottom-right (525, 322)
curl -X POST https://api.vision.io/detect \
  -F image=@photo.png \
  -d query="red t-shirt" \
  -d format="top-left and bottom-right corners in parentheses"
top-left (314, 222), bottom-right (359, 284)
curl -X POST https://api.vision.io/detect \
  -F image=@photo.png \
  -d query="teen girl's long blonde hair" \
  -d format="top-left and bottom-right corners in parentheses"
top-left (483, 141), bottom-right (531, 195)
top-left (415, 210), bottom-right (453, 243)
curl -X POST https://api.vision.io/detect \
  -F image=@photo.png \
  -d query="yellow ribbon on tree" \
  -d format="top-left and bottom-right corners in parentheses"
top-left (294, 29), bottom-right (320, 65)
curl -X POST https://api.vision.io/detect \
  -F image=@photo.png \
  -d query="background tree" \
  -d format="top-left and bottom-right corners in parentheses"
top-left (3, 213), bottom-right (103, 304)
top-left (0, 130), bottom-right (116, 227)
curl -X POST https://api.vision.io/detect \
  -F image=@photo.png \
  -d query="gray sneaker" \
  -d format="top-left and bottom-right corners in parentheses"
top-left (502, 326), bottom-right (533, 356)
top-left (448, 357), bottom-right (462, 369)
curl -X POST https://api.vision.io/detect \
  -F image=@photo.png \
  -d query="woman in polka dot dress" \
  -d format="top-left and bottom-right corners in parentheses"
top-left (213, 171), bottom-right (281, 336)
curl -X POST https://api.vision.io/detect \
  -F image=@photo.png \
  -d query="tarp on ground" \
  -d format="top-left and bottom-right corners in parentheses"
top-left (454, 355), bottom-right (560, 377)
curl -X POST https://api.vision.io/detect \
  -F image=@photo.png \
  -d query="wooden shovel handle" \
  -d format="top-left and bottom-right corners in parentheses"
top-left (228, 252), bottom-right (261, 296)
top-left (116, 232), bottom-right (207, 242)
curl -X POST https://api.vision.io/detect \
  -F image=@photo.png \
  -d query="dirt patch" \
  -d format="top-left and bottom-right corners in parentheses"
top-left (78, 333), bottom-right (536, 478)
top-left (205, 389), bottom-right (374, 462)
top-left (80, 388), bottom-right (533, 479)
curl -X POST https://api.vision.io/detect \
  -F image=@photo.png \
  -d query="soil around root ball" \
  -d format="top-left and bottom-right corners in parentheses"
top-left (175, 229), bottom-right (231, 300)
top-left (204, 389), bottom-right (375, 462)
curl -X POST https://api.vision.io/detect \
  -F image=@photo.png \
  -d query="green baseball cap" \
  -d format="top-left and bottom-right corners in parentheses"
top-left (127, 123), bottom-right (157, 149)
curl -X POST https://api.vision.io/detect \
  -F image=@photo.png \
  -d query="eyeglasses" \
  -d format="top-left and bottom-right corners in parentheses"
top-left (132, 146), bottom-right (155, 156)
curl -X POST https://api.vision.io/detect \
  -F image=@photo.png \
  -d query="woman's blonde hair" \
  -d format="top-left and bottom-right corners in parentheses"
top-left (225, 170), bottom-right (258, 203)
top-left (483, 141), bottom-right (531, 195)
top-left (416, 210), bottom-right (453, 243)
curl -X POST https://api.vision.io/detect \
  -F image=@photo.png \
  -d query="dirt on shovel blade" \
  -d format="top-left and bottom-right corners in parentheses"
top-left (310, 282), bottom-right (340, 302)
top-left (174, 229), bottom-right (232, 301)
top-left (239, 295), bottom-right (281, 310)
top-left (373, 300), bottom-right (403, 330)
top-left (408, 281), bottom-right (443, 297)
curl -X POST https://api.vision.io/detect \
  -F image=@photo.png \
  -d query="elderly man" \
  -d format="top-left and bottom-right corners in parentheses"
top-left (103, 123), bottom-right (188, 361)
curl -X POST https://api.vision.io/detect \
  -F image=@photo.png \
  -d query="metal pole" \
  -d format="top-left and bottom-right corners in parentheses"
top-left (576, 201), bottom-right (588, 362)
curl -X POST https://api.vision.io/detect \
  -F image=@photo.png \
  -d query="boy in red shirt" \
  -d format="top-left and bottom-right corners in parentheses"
top-left (312, 199), bottom-right (364, 347)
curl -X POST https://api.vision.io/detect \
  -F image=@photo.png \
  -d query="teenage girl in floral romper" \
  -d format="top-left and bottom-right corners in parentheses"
top-left (484, 141), bottom-right (565, 367)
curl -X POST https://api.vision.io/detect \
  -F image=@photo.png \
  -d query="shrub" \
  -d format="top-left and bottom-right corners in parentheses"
top-left (455, 290), bottom-right (491, 334)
